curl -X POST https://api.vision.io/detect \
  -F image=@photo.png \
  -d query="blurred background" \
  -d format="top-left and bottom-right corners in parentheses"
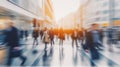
top-left (0, 0), bottom-right (120, 67)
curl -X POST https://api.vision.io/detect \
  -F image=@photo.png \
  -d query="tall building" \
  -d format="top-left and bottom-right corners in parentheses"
top-left (0, 0), bottom-right (43, 30)
top-left (58, 12), bottom-right (76, 29)
top-left (82, 0), bottom-right (120, 28)
top-left (42, 0), bottom-right (55, 28)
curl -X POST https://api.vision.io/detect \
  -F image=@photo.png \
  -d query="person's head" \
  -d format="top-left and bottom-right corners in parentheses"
top-left (91, 23), bottom-right (99, 30)
top-left (50, 27), bottom-right (53, 30)
top-left (44, 27), bottom-right (47, 31)
top-left (10, 21), bottom-right (14, 25)
top-left (81, 28), bottom-right (84, 30)
top-left (6, 22), bottom-right (14, 29)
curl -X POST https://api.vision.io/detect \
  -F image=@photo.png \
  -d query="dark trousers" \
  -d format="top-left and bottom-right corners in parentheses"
top-left (44, 42), bottom-right (48, 50)
top-left (50, 38), bottom-right (54, 46)
top-left (90, 47), bottom-right (100, 60)
top-left (33, 38), bottom-right (38, 46)
top-left (72, 39), bottom-right (78, 47)
top-left (7, 51), bottom-right (26, 66)
top-left (59, 39), bottom-right (63, 46)
top-left (94, 43), bottom-right (103, 50)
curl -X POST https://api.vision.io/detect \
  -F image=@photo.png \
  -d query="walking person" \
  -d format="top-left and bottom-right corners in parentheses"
top-left (32, 28), bottom-right (39, 47)
top-left (40, 29), bottom-right (44, 40)
top-left (78, 29), bottom-right (84, 45)
top-left (71, 29), bottom-right (79, 48)
top-left (20, 30), bottom-right (24, 39)
top-left (4, 22), bottom-right (26, 66)
top-left (49, 28), bottom-right (54, 46)
top-left (42, 28), bottom-right (50, 50)
top-left (58, 28), bottom-right (65, 47)
top-left (107, 28), bottom-right (114, 51)
top-left (80, 28), bottom-right (87, 48)
top-left (24, 30), bottom-right (28, 40)
top-left (84, 23), bottom-right (103, 61)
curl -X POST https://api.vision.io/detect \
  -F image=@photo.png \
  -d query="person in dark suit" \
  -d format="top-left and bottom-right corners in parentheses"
top-left (24, 30), bottom-right (28, 40)
top-left (4, 22), bottom-right (26, 66)
top-left (58, 28), bottom-right (65, 47)
top-left (84, 23), bottom-right (103, 60)
top-left (32, 28), bottom-right (39, 47)
top-left (48, 28), bottom-right (54, 46)
top-left (78, 29), bottom-right (84, 45)
top-left (71, 29), bottom-right (79, 48)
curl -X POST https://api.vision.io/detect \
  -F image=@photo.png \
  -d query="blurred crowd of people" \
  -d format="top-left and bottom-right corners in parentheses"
top-left (0, 21), bottom-right (120, 66)
top-left (31, 23), bottom-right (120, 66)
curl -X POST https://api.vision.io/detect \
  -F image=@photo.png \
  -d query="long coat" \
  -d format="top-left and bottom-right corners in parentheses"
top-left (5, 26), bottom-right (21, 57)
top-left (71, 30), bottom-right (78, 40)
top-left (5, 27), bottom-right (19, 47)
top-left (84, 30), bottom-right (103, 60)
top-left (85, 30), bottom-right (103, 49)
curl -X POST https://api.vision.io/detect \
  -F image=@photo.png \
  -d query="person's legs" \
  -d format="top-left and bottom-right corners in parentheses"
top-left (33, 38), bottom-right (37, 47)
top-left (75, 39), bottom-right (78, 47)
top-left (72, 39), bottom-right (74, 48)
top-left (25, 35), bottom-right (28, 40)
top-left (36, 38), bottom-right (39, 45)
top-left (72, 39), bottom-right (75, 47)
top-left (20, 55), bottom-right (27, 65)
top-left (52, 40), bottom-right (54, 45)
top-left (53, 40), bottom-right (55, 45)
top-left (78, 38), bottom-right (81, 44)
top-left (52, 38), bottom-right (55, 45)
top-left (81, 37), bottom-right (84, 44)
top-left (50, 39), bottom-right (53, 46)
top-left (61, 40), bottom-right (63, 46)
top-left (59, 39), bottom-right (61, 46)
top-left (80, 38), bottom-right (83, 45)
top-left (45, 42), bottom-right (47, 49)
top-left (59, 39), bottom-right (63, 47)
top-left (6, 55), bottom-right (13, 66)
top-left (97, 43), bottom-right (104, 50)
top-left (90, 48), bottom-right (100, 60)
top-left (41, 34), bottom-right (43, 40)
top-left (33, 38), bottom-right (36, 46)
top-left (108, 39), bottom-right (113, 52)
